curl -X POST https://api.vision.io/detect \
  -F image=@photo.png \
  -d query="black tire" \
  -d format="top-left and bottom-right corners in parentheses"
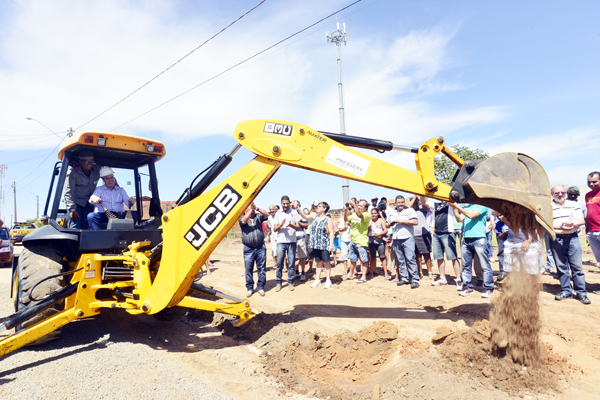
top-left (15, 246), bottom-right (65, 345)
top-left (153, 306), bottom-right (188, 321)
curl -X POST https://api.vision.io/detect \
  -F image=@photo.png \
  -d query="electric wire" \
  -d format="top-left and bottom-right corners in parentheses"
top-left (14, 182), bottom-right (38, 199)
top-left (74, 0), bottom-right (267, 132)
top-left (18, 133), bottom-right (70, 185)
top-left (111, 0), bottom-right (363, 131)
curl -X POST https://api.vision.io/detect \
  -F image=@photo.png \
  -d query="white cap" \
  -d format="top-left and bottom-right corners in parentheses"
top-left (99, 166), bottom-right (115, 178)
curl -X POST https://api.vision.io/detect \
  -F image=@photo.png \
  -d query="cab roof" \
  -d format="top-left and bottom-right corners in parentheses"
top-left (58, 131), bottom-right (166, 169)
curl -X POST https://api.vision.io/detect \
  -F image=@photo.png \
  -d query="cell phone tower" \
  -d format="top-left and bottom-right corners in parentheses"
top-left (0, 165), bottom-right (6, 222)
top-left (326, 22), bottom-right (349, 205)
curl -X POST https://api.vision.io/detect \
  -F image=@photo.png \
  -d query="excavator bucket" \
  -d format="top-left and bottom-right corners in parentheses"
top-left (449, 152), bottom-right (555, 240)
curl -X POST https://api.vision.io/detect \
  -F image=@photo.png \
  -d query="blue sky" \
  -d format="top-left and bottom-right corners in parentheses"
top-left (1, 0), bottom-right (599, 223)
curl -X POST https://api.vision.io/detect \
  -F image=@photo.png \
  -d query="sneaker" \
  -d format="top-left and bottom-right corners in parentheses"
top-left (324, 279), bottom-right (332, 289)
top-left (300, 274), bottom-right (306, 281)
top-left (456, 281), bottom-right (463, 291)
top-left (258, 289), bottom-right (265, 297)
top-left (396, 280), bottom-right (410, 286)
top-left (311, 279), bottom-right (322, 288)
top-left (431, 278), bottom-right (448, 286)
top-left (288, 283), bottom-right (295, 291)
top-left (410, 282), bottom-right (420, 289)
top-left (577, 294), bottom-right (591, 305)
top-left (275, 284), bottom-right (282, 292)
top-left (554, 292), bottom-right (572, 301)
top-left (481, 290), bottom-right (494, 298)
top-left (459, 289), bottom-right (475, 297)
top-left (496, 272), bottom-right (508, 282)
top-left (246, 290), bottom-right (253, 298)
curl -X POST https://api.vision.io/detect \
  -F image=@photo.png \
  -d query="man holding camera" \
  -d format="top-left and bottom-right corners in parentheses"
top-left (240, 202), bottom-right (269, 298)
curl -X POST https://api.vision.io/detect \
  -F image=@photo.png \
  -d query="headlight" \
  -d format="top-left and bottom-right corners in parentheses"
top-left (0, 247), bottom-right (10, 253)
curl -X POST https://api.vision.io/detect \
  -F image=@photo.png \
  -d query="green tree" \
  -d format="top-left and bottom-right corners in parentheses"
top-left (434, 144), bottom-right (489, 185)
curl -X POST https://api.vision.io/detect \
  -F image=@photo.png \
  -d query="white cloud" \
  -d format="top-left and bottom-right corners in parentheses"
top-left (0, 1), bottom-right (506, 153)
top-left (487, 129), bottom-right (600, 161)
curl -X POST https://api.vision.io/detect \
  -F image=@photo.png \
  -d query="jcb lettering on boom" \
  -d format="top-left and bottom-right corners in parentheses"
top-left (185, 184), bottom-right (241, 250)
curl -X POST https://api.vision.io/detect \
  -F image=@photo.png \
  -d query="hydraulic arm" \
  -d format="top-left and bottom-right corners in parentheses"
top-left (0, 119), bottom-right (553, 357)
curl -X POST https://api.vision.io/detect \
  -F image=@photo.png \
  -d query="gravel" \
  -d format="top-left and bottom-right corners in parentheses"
top-left (0, 282), bottom-right (235, 400)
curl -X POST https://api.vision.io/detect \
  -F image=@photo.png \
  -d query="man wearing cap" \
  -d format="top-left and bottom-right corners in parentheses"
top-left (64, 149), bottom-right (101, 229)
top-left (369, 196), bottom-right (378, 212)
top-left (87, 167), bottom-right (137, 230)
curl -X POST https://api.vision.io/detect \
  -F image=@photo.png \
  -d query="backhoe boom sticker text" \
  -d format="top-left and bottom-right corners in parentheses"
top-left (185, 184), bottom-right (241, 250)
top-left (325, 146), bottom-right (371, 178)
top-left (264, 121), bottom-right (293, 136)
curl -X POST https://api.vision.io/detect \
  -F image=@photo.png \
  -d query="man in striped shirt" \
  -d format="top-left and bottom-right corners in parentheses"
top-left (87, 167), bottom-right (137, 230)
top-left (550, 184), bottom-right (590, 304)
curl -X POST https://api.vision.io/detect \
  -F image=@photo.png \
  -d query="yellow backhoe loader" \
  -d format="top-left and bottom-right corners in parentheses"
top-left (0, 119), bottom-right (553, 357)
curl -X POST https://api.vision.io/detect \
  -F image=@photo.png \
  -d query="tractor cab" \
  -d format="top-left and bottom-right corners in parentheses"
top-left (25, 131), bottom-right (167, 256)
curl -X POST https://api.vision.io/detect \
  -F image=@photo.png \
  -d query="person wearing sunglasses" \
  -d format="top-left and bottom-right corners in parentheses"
top-left (64, 149), bottom-right (100, 229)
top-left (550, 185), bottom-right (590, 304)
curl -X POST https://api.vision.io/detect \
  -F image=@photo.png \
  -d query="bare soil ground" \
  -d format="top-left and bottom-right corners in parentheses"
top-left (3, 239), bottom-right (600, 399)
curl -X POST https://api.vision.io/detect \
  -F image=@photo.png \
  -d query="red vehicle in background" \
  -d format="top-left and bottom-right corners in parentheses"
top-left (0, 227), bottom-right (14, 268)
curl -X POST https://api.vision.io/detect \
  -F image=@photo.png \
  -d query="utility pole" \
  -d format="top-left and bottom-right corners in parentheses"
top-left (13, 181), bottom-right (17, 222)
top-left (326, 22), bottom-right (350, 205)
top-left (37, 195), bottom-right (39, 220)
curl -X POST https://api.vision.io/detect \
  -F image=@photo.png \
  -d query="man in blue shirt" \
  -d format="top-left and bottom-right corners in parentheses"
top-left (87, 167), bottom-right (138, 230)
top-left (450, 203), bottom-right (494, 298)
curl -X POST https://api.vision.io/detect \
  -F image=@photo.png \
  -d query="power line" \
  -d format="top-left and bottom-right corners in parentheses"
top-left (18, 132), bottom-right (70, 185)
top-left (0, 133), bottom-right (58, 138)
top-left (75, 0), bottom-right (268, 132)
top-left (14, 182), bottom-right (38, 201)
top-left (111, 0), bottom-right (363, 131)
top-left (21, 163), bottom-right (58, 189)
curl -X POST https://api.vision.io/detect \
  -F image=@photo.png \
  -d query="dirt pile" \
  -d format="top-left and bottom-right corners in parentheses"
top-left (257, 320), bottom-right (398, 399)
top-left (437, 319), bottom-right (570, 395)
top-left (435, 267), bottom-right (573, 397)
top-left (489, 268), bottom-right (541, 366)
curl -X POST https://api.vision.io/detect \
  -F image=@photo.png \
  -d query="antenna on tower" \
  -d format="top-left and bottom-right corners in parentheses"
top-left (326, 22), bottom-right (349, 205)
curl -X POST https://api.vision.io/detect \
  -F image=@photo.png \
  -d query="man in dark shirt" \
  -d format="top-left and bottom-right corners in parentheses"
top-left (240, 202), bottom-right (270, 298)
top-left (64, 149), bottom-right (100, 229)
top-left (431, 201), bottom-right (461, 289)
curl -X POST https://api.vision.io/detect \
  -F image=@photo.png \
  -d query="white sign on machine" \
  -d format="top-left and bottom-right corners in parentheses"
top-left (325, 146), bottom-right (371, 178)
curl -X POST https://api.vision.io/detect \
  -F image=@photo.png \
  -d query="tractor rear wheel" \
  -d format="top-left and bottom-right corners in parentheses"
top-left (15, 246), bottom-right (65, 345)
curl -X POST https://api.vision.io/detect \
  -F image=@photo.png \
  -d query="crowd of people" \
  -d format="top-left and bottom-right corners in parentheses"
top-left (238, 171), bottom-right (600, 303)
